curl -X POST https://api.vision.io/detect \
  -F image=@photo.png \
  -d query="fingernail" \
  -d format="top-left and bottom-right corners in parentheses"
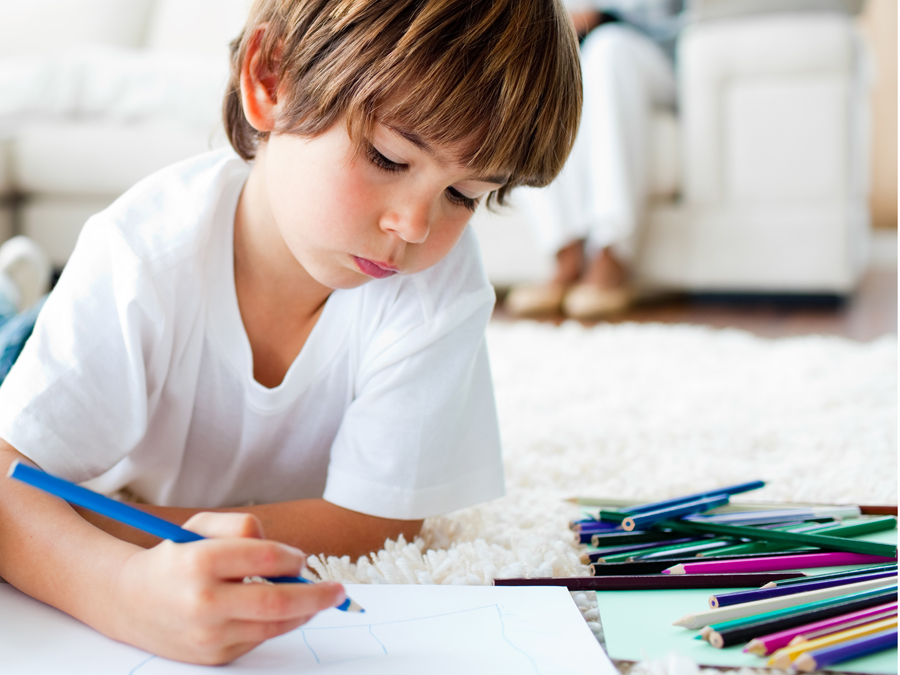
top-left (278, 542), bottom-right (306, 559)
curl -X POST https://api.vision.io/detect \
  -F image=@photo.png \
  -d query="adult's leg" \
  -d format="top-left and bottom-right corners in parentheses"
top-left (562, 24), bottom-right (676, 318)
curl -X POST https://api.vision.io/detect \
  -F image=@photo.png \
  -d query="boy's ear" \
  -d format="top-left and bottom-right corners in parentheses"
top-left (241, 25), bottom-right (280, 133)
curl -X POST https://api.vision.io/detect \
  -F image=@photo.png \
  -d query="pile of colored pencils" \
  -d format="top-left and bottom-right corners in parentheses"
top-left (566, 480), bottom-right (899, 670)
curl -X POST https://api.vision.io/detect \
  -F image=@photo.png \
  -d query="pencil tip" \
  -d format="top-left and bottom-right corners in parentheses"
top-left (6, 459), bottom-right (19, 478)
top-left (760, 582), bottom-right (776, 588)
top-left (663, 564), bottom-right (684, 574)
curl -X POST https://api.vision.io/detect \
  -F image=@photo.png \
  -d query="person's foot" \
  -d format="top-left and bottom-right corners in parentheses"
top-left (0, 236), bottom-right (52, 312)
top-left (504, 240), bottom-right (584, 317)
top-left (562, 247), bottom-right (632, 320)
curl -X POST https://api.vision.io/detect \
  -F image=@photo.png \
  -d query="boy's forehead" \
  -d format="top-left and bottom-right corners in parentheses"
top-left (382, 122), bottom-right (509, 185)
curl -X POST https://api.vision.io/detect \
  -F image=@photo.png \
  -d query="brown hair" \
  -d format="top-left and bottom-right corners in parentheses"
top-left (224, 0), bottom-right (581, 204)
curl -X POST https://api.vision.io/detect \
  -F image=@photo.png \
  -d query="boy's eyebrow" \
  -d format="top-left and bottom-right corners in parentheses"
top-left (386, 124), bottom-right (509, 186)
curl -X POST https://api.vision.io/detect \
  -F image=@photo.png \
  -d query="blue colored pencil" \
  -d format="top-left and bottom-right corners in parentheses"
top-left (7, 461), bottom-right (363, 613)
top-left (620, 480), bottom-right (765, 515)
top-left (792, 627), bottom-right (899, 672)
top-left (621, 494), bottom-right (732, 531)
top-left (709, 571), bottom-right (899, 608)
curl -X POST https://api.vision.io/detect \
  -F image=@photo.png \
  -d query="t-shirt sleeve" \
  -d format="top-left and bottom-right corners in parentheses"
top-left (0, 217), bottom-right (167, 482)
top-left (322, 282), bottom-right (505, 521)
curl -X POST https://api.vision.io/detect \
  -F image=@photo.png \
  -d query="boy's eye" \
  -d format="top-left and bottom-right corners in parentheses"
top-left (367, 144), bottom-right (405, 173)
top-left (446, 187), bottom-right (478, 212)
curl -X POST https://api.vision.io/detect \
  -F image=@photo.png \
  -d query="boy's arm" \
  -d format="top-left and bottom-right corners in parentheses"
top-left (79, 498), bottom-right (424, 559)
top-left (0, 440), bottom-right (346, 665)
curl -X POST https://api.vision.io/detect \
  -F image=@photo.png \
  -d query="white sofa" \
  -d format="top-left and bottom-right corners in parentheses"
top-left (0, 1), bottom-right (871, 295)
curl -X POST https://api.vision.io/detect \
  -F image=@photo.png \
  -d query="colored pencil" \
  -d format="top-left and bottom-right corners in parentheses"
top-left (788, 607), bottom-right (899, 644)
top-left (588, 530), bottom-right (696, 546)
top-left (492, 573), bottom-right (804, 591)
top-left (709, 572), bottom-right (898, 608)
top-left (704, 586), bottom-right (899, 648)
top-left (589, 550), bottom-right (814, 575)
top-left (589, 536), bottom-right (700, 552)
top-left (761, 563), bottom-right (897, 589)
top-left (792, 627), bottom-right (899, 672)
top-left (673, 580), bottom-right (898, 629)
top-left (7, 461), bottom-right (363, 613)
top-left (620, 495), bottom-right (732, 531)
top-left (664, 552), bottom-right (898, 575)
top-left (686, 506), bottom-right (862, 526)
top-left (709, 593), bottom-right (896, 638)
top-left (598, 538), bottom-right (729, 563)
top-left (743, 602), bottom-right (898, 655)
top-left (767, 617), bottom-right (898, 668)
top-left (657, 519), bottom-right (898, 558)
top-left (706, 517), bottom-right (898, 558)
top-left (616, 480), bottom-right (766, 515)
top-left (569, 497), bottom-right (897, 517)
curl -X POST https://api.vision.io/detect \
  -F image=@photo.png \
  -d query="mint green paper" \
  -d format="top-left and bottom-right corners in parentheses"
top-left (595, 526), bottom-right (898, 673)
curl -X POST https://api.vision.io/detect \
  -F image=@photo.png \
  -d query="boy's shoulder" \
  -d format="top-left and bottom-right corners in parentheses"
top-left (84, 149), bottom-right (249, 273)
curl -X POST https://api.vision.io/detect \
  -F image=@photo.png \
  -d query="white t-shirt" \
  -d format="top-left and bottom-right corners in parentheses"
top-left (0, 150), bottom-right (504, 520)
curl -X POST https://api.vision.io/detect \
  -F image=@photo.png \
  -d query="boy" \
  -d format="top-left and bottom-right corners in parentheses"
top-left (0, 0), bottom-right (581, 665)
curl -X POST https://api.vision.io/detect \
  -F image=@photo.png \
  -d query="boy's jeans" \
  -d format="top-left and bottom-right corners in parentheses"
top-left (0, 293), bottom-right (46, 385)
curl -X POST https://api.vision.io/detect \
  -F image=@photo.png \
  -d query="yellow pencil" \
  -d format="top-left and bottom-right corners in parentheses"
top-left (766, 617), bottom-right (898, 668)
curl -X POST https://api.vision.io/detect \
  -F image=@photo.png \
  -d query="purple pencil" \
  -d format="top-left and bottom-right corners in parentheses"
top-left (792, 627), bottom-right (899, 672)
top-left (663, 552), bottom-right (898, 575)
top-left (744, 601), bottom-right (898, 655)
top-left (710, 571), bottom-right (898, 608)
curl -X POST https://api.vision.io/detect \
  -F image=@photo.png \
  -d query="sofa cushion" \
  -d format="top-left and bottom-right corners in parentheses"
top-left (12, 119), bottom-right (225, 196)
top-left (0, 0), bottom-right (153, 56)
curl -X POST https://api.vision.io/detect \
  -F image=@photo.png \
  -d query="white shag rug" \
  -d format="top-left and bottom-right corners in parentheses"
top-left (308, 321), bottom-right (898, 673)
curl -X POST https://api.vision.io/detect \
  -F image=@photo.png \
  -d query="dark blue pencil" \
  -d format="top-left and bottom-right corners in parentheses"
top-left (8, 461), bottom-right (363, 612)
top-left (709, 570), bottom-right (899, 608)
top-left (621, 480), bottom-right (766, 515)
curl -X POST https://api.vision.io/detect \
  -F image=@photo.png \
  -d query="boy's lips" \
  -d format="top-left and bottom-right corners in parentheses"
top-left (353, 256), bottom-right (398, 279)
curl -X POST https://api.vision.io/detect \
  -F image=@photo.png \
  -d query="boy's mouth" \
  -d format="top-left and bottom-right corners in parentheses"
top-left (353, 256), bottom-right (398, 279)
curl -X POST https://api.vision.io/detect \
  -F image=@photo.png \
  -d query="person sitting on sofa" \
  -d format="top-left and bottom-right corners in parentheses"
top-left (505, 0), bottom-right (683, 319)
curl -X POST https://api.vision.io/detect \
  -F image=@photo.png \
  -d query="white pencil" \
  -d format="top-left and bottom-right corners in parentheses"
top-left (672, 577), bottom-right (897, 629)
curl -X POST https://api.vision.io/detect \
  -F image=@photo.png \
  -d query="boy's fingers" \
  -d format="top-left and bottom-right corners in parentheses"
top-left (183, 512), bottom-right (266, 539)
top-left (224, 615), bottom-right (317, 645)
top-left (184, 537), bottom-right (307, 581)
top-left (218, 580), bottom-right (347, 621)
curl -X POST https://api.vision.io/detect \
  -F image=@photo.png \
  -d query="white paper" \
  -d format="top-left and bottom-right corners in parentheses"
top-left (1, 583), bottom-right (617, 675)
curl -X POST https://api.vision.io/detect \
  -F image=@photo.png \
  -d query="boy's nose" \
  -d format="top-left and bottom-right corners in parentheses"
top-left (380, 201), bottom-right (432, 244)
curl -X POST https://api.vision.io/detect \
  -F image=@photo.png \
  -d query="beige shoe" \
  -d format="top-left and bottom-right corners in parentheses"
top-left (562, 282), bottom-right (632, 320)
top-left (504, 282), bottom-right (567, 317)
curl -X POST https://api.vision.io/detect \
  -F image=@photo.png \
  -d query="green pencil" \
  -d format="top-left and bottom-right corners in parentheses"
top-left (657, 518), bottom-right (897, 558)
top-left (702, 517), bottom-right (898, 557)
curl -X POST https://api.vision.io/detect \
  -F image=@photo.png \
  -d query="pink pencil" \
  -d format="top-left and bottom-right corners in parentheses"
top-left (662, 552), bottom-right (897, 575)
top-left (743, 602), bottom-right (898, 655)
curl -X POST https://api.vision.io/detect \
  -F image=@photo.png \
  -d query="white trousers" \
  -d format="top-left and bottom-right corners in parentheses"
top-left (516, 24), bottom-right (676, 262)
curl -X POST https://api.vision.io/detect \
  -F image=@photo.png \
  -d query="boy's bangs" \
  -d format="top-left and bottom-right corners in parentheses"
top-left (342, 0), bottom-right (581, 204)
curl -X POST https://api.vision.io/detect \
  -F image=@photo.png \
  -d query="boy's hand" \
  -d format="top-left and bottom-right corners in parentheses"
top-left (109, 512), bottom-right (346, 665)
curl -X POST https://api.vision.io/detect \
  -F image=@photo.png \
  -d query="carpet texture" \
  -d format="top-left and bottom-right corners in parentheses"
top-left (307, 321), bottom-right (897, 672)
